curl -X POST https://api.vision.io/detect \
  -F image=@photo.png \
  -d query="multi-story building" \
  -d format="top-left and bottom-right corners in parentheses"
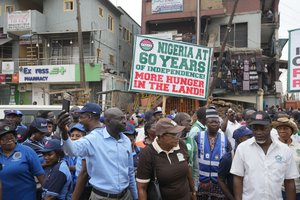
top-left (0, 0), bottom-right (140, 105)
top-left (141, 0), bottom-right (283, 112)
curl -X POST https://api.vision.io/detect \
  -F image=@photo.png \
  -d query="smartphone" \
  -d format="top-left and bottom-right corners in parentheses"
top-left (62, 92), bottom-right (71, 112)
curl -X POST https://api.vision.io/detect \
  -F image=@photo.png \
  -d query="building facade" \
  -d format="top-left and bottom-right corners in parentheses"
top-left (0, 0), bottom-right (140, 106)
top-left (141, 0), bottom-right (283, 112)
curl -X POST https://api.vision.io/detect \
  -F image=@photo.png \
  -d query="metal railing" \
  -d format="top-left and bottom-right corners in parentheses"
top-left (0, 56), bottom-right (102, 71)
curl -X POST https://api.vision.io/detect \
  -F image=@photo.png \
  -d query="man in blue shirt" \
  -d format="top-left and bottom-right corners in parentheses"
top-left (58, 103), bottom-right (138, 200)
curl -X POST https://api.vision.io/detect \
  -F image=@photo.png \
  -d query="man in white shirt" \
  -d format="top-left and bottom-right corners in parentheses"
top-left (230, 111), bottom-right (299, 200)
top-left (221, 108), bottom-right (241, 149)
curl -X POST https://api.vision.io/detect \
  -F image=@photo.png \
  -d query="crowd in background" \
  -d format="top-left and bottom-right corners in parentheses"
top-left (0, 102), bottom-right (300, 200)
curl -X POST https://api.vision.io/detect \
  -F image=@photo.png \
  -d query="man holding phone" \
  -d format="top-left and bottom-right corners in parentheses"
top-left (221, 108), bottom-right (241, 149)
top-left (57, 103), bottom-right (138, 200)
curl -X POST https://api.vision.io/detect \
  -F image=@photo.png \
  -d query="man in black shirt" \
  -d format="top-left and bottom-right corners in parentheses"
top-left (217, 126), bottom-right (253, 200)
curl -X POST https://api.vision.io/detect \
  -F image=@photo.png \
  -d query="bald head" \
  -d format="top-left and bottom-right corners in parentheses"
top-left (104, 108), bottom-right (123, 122)
top-left (104, 107), bottom-right (126, 135)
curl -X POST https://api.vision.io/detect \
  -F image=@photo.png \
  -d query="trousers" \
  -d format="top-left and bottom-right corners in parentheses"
top-left (89, 189), bottom-right (133, 200)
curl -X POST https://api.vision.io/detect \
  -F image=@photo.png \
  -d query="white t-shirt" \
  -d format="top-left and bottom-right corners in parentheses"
top-left (284, 139), bottom-right (300, 193)
top-left (230, 137), bottom-right (299, 200)
top-left (135, 127), bottom-right (145, 142)
top-left (225, 120), bottom-right (241, 149)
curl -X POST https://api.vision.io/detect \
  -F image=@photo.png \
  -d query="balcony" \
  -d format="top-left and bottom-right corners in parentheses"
top-left (0, 56), bottom-right (101, 72)
top-left (4, 10), bottom-right (46, 36)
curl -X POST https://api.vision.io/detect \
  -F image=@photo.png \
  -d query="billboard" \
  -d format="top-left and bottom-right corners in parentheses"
top-left (152, 0), bottom-right (183, 14)
top-left (288, 29), bottom-right (300, 92)
top-left (7, 11), bottom-right (31, 31)
top-left (19, 65), bottom-right (76, 83)
top-left (1, 62), bottom-right (14, 74)
top-left (129, 35), bottom-right (212, 100)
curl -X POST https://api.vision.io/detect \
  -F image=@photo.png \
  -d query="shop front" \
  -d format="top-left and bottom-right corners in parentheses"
top-left (18, 63), bottom-right (101, 105)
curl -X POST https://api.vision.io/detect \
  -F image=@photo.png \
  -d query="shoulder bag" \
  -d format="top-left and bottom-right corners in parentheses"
top-left (147, 145), bottom-right (162, 200)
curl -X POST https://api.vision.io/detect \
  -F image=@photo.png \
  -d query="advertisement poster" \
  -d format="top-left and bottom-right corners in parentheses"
top-left (2, 62), bottom-right (14, 74)
top-left (152, 0), bottom-right (183, 14)
top-left (7, 11), bottom-right (31, 31)
top-left (288, 29), bottom-right (300, 92)
top-left (129, 35), bottom-right (212, 100)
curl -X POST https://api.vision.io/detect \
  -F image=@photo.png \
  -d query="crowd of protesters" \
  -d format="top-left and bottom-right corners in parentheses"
top-left (1, 102), bottom-right (300, 200)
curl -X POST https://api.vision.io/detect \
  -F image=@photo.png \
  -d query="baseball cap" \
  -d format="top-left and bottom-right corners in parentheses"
top-left (40, 139), bottom-right (62, 153)
top-left (136, 113), bottom-right (145, 118)
top-left (77, 103), bottom-right (102, 115)
top-left (124, 122), bottom-right (136, 135)
top-left (155, 118), bottom-right (185, 136)
top-left (154, 107), bottom-right (162, 114)
top-left (69, 123), bottom-right (86, 133)
top-left (30, 118), bottom-right (49, 133)
top-left (0, 120), bottom-right (16, 136)
top-left (248, 111), bottom-right (271, 126)
top-left (4, 110), bottom-right (23, 117)
top-left (233, 126), bottom-right (253, 140)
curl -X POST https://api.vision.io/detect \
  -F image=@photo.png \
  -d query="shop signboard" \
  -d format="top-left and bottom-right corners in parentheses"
top-left (0, 74), bottom-right (5, 82)
top-left (129, 35), bottom-right (212, 100)
top-left (19, 65), bottom-right (76, 83)
top-left (288, 28), bottom-right (300, 92)
top-left (7, 11), bottom-right (31, 31)
top-left (2, 62), bottom-right (14, 74)
top-left (152, 0), bottom-right (183, 14)
top-left (0, 74), bottom-right (18, 83)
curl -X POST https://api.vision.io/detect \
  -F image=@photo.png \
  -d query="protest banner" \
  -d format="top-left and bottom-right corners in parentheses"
top-left (129, 35), bottom-right (213, 100)
top-left (288, 28), bottom-right (300, 92)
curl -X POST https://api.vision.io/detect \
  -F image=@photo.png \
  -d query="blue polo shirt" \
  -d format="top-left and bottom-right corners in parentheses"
top-left (0, 143), bottom-right (44, 200)
top-left (43, 160), bottom-right (72, 200)
top-left (63, 127), bottom-right (138, 199)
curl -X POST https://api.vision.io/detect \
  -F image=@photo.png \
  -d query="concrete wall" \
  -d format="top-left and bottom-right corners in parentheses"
top-left (43, 0), bottom-right (79, 32)
top-left (32, 83), bottom-right (50, 105)
top-left (118, 8), bottom-right (141, 79)
top-left (31, 10), bottom-right (46, 33)
top-left (207, 12), bottom-right (261, 49)
top-left (0, 0), bottom-right (19, 27)
top-left (142, 0), bottom-right (197, 33)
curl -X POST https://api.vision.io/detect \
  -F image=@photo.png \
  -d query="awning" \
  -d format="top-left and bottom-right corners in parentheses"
top-left (215, 95), bottom-right (257, 104)
top-left (0, 38), bottom-right (12, 45)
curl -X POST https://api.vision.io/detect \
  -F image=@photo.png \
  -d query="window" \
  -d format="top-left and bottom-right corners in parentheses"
top-left (129, 32), bottom-right (133, 44)
top-left (5, 5), bottom-right (14, 13)
top-left (109, 54), bottom-right (114, 65)
top-left (64, 0), bottom-right (74, 11)
top-left (220, 23), bottom-right (248, 48)
top-left (97, 48), bottom-right (102, 59)
top-left (99, 7), bottom-right (104, 17)
top-left (123, 28), bottom-right (130, 41)
top-left (122, 28), bottom-right (132, 44)
top-left (108, 15), bottom-right (114, 32)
